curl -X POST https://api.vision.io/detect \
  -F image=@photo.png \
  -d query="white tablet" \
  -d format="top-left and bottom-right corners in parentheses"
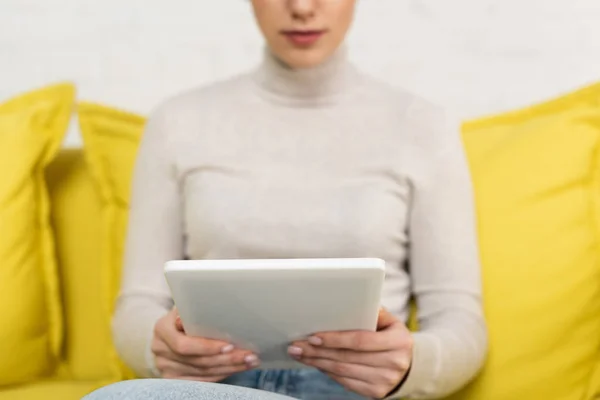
top-left (164, 258), bottom-right (385, 369)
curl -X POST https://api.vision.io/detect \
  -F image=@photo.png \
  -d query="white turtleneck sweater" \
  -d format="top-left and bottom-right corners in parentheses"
top-left (112, 48), bottom-right (487, 399)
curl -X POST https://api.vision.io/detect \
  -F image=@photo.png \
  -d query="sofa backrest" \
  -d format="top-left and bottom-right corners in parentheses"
top-left (45, 149), bottom-right (123, 381)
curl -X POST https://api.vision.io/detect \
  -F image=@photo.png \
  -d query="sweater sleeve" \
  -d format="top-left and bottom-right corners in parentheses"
top-left (111, 105), bottom-right (182, 378)
top-left (391, 113), bottom-right (488, 399)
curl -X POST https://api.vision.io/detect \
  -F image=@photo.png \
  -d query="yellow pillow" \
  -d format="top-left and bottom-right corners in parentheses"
top-left (78, 102), bottom-right (146, 379)
top-left (446, 83), bottom-right (600, 400)
top-left (46, 149), bottom-right (123, 381)
top-left (0, 83), bottom-right (75, 385)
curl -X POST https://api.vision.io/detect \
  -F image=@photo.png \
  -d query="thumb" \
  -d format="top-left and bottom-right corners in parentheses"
top-left (377, 307), bottom-right (398, 330)
top-left (173, 308), bottom-right (185, 333)
top-left (175, 315), bottom-right (185, 332)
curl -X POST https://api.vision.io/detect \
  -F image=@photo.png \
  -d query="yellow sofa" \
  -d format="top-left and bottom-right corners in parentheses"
top-left (2, 81), bottom-right (600, 400)
top-left (0, 150), bottom-right (126, 400)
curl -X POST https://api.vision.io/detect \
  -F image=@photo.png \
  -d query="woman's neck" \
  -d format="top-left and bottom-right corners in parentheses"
top-left (252, 44), bottom-right (362, 106)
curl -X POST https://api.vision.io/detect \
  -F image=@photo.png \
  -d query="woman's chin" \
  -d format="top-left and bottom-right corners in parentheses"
top-left (272, 45), bottom-right (336, 69)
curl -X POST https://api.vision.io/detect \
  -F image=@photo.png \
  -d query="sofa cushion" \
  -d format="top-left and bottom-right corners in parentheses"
top-left (78, 102), bottom-right (146, 379)
top-left (0, 83), bottom-right (74, 385)
top-left (46, 149), bottom-right (127, 381)
top-left (445, 82), bottom-right (600, 399)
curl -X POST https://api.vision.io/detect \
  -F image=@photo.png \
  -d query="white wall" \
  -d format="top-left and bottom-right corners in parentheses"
top-left (1, 0), bottom-right (599, 147)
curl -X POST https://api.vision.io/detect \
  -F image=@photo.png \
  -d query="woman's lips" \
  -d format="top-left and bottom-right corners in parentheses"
top-left (282, 30), bottom-right (326, 46)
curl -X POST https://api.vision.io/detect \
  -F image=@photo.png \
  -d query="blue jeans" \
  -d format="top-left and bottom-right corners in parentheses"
top-left (84, 369), bottom-right (367, 400)
top-left (222, 369), bottom-right (366, 399)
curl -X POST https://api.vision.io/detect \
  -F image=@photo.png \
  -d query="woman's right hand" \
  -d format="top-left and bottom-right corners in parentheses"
top-left (151, 308), bottom-right (260, 382)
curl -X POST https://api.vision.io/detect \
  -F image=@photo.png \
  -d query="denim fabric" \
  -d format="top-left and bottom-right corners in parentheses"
top-left (84, 369), bottom-right (367, 400)
top-left (83, 379), bottom-right (294, 400)
top-left (222, 369), bottom-right (367, 400)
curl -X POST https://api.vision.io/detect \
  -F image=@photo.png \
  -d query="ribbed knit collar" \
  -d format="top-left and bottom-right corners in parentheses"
top-left (252, 44), bottom-right (362, 106)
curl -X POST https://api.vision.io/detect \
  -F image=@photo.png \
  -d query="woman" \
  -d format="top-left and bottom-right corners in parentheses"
top-left (87, 0), bottom-right (487, 399)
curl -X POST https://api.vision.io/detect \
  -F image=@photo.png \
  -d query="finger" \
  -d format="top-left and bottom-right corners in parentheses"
top-left (377, 307), bottom-right (397, 331)
top-left (289, 343), bottom-right (410, 370)
top-left (156, 326), bottom-right (234, 357)
top-left (298, 358), bottom-right (377, 382)
top-left (325, 373), bottom-right (392, 400)
top-left (190, 351), bottom-right (260, 369)
top-left (303, 359), bottom-right (404, 398)
top-left (154, 357), bottom-right (203, 377)
top-left (153, 337), bottom-right (256, 368)
top-left (308, 327), bottom-right (407, 352)
top-left (152, 337), bottom-right (196, 365)
top-left (175, 315), bottom-right (185, 332)
top-left (157, 357), bottom-right (255, 379)
top-left (152, 334), bottom-right (177, 359)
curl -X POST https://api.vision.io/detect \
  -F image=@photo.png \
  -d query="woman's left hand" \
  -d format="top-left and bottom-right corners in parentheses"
top-left (288, 308), bottom-right (413, 399)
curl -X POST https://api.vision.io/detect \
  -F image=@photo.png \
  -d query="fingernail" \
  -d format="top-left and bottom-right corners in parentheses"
top-left (308, 336), bottom-right (323, 346)
top-left (244, 354), bottom-right (258, 364)
top-left (288, 346), bottom-right (303, 356)
top-left (221, 344), bottom-right (235, 354)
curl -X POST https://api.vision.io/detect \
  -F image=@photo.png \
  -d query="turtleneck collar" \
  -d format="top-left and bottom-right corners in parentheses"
top-left (251, 44), bottom-right (363, 106)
